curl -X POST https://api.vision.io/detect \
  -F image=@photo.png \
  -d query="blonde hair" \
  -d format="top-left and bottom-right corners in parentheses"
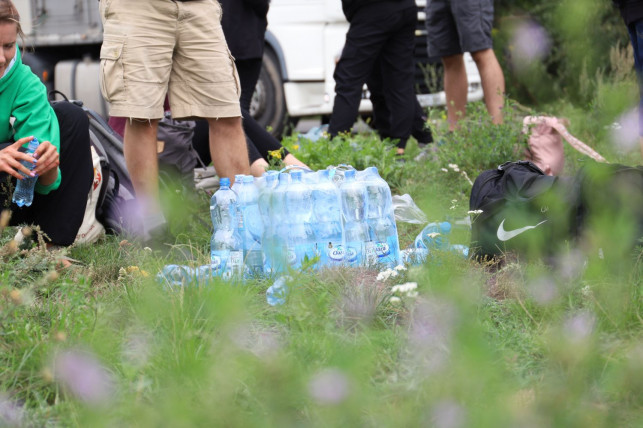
top-left (0, 0), bottom-right (24, 41)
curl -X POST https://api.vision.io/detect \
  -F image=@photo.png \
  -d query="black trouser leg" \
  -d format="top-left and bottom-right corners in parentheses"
top-left (378, 7), bottom-right (416, 148)
top-left (366, 57), bottom-right (392, 139)
top-left (236, 57), bottom-right (289, 163)
top-left (329, 6), bottom-right (416, 148)
top-left (6, 102), bottom-right (93, 246)
top-left (329, 14), bottom-right (386, 137)
top-left (236, 58), bottom-right (263, 113)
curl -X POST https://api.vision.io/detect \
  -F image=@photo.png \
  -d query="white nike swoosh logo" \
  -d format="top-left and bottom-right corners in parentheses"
top-left (497, 219), bottom-right (547, 241)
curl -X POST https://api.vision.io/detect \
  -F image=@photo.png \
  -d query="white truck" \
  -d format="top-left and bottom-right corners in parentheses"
top-left (14, 0), bottom-right (483, 136)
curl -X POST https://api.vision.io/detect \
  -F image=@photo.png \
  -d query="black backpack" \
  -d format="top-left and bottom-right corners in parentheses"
top-left (469, 160), bottom-right (643, 262)
top-left (468, 161), bottom-right (576, 261)
top-left (50, 92), bottom-right (139, 236)
top-left (83, 106), bottom-right (141, 235)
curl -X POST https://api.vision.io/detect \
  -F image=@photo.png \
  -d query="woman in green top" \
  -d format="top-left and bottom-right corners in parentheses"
top-left (0, 0), bottom-right (93, 247)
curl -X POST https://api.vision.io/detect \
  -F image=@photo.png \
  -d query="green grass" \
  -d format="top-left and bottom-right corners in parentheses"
top-left (1, 100), bottom-right (641, 427)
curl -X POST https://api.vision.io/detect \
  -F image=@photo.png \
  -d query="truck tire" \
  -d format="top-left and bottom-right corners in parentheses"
top-left (251, 48), bottom-right (288, 137)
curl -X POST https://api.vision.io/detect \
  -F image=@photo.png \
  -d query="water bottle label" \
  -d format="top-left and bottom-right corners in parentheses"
top-left (211, 254), bottom-right (223, 270)
top-left (229, 250), bottom-right (243, 269)
top-left (211, 250), bottom-right (243, 279)
top-left (345, 244), bottom-right (359, 265)
top-left (236, 205), bottom-right (246, 232)
top-left (326, 243), bottom-right (345, 263)
top-left (375, 241), bottom-right (390, 257)
top-left (375, 236), bottom-right (399, 268)
top-left (244, 249), bottom-right (264, 276)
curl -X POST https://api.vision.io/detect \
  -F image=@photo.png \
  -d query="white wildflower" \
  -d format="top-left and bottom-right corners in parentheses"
top-left (441, 168), bottom-right (449, 173)
top-left (377, 268), bottom-right (398, 281)
top-left (460, 170), bottom-right (473, 186)
top-left (391, 282), bottom-right (418, 294)
top-left (389, 296), bottom-right (402, 304)
top-left (448, 164), bottom-right (460, 172)
top-left (394, 265), bottom-right (406, 271)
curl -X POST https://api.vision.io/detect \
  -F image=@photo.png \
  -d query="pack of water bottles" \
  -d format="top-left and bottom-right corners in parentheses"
top-left (208, 165), bottom-right (402, 279)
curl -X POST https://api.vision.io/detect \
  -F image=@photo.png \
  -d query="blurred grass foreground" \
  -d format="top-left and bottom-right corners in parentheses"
top-left (1, 0), bottom-right (643, 426)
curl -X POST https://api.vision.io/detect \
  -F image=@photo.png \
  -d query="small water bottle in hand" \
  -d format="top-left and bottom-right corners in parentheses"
top-left (12, 137), bottom-right (40, 207)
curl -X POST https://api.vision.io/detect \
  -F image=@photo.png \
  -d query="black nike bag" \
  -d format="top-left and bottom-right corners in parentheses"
top-left (469, 161), bottom-right (576, 261)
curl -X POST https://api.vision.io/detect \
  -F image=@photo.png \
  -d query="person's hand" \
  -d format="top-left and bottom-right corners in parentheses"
top-left (0, 137), bottom-right (37, 180)
top-left (32, 139), bottom-right (60, 177)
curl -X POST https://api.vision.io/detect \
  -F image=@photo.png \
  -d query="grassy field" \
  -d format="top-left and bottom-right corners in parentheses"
top-left (0, 94), bottom-right (641, 427)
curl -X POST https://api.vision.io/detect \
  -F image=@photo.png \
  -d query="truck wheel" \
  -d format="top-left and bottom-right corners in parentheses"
top-left (251, 48), bottom-right (288, 137)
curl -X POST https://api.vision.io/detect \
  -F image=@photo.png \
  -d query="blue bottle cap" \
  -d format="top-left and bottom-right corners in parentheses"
top-left (28, 138), bottom-right (39, 151)
top-left (220, 177), bottom-right (230, 187)
top-left (242, 175), bottom-right (254, 183)
top-left (344, 169), bottom-right (356, 179)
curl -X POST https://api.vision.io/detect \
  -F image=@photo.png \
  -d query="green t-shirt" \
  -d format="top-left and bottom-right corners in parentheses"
top-left (0, 47), bottom-right (61, 194)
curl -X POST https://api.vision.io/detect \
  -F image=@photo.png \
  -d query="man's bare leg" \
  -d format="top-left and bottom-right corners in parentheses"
top-left (208, 117), bottom-right (251, 183)
top-left (123, 118), bottom-right (164, 235)
top-left (471, 48), bottom-right (505, 125)
top-left (442, 54), bottom-right (468, 131)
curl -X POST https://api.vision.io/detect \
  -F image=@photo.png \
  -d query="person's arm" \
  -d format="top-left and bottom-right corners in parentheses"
top-left (11, 75), bottom-right (62, 194)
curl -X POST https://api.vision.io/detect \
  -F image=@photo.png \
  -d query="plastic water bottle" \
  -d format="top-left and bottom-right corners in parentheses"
top-left (237, 175), bottom-right (263, 277)
top-left (268, 172), bottom-right (291, 273)
top-left (285, 170), bottom-right (317, 269)
top-left (258, 172), bottom-right (278, 274)
top-left (311, 169), bottom-right (344, 267)
top-left (157, 263), bottom-right (223, 287)
top-left (231, 174), bottom-right (245, 194)
top-left (340, 169), bottom-right (375, 267)
top-left (210, 177), bottom-right (243, 279)
top-left (414, 221), bottom-right (452, 251)
top-left (12, 138), bottom-right (39, 207)
top-left (362, 167), bottom-right (401, 268)
top-left (157, 264), bottom-right (195, 287)
top-left (266, 275), bottom-right (292, 306)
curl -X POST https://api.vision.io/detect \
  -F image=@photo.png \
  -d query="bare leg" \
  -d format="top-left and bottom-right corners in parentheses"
top-left (123, 119), bottom-right (162, 220)
top-left (471, 48), bottom-right (505, 125)
top-left (250, 158), bottom-right (269, 177)
top-left (208, 117), bottom-right (250, 184)
top-left (283, 153), bottom-right (309, 169)
top-left (442, 54), bottom-right (468, 131)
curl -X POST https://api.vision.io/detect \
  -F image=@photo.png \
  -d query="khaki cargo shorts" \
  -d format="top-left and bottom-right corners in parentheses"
top-left (99, 0), bottom-right (241, 120)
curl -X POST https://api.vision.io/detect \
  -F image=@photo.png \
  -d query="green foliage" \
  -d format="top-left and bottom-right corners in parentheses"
top-left (2, 2), bottom-right (643, 422)
top-left (495, 0), bottom-right (630, 108)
